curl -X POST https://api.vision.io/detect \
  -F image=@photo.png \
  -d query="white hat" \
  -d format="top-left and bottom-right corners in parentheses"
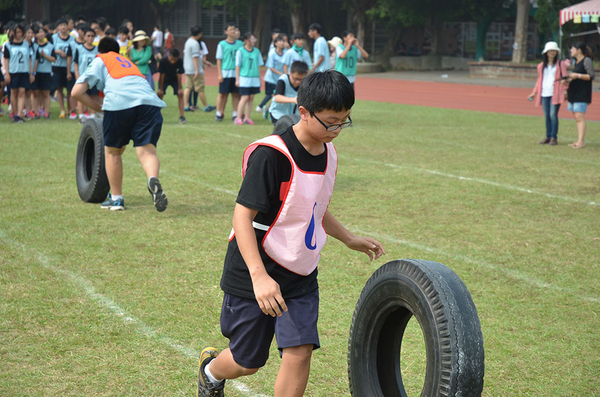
top-left (542, 41), bottom-right (561, 54)
top-left (327, 36), bottom-right (342, 48)
top-left (132, 30), bottom-right (151, 46)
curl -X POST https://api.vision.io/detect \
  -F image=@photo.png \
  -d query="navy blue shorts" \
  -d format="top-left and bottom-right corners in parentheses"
top-left (264, 81), bottom-right (276, 96)
top-left (102, 105), bottom-right (163, 149)
top-left (220, 289), bottom-right (320, 369)
top-left (31, 73), bottom-right (53, 91)
top-left (9, 73), bottom-right (29, 89)
top-left (161, 81), bottom-right (180, 96)
top-left (219, 77), bottom-right (239, 94)
top-left (52, 67), bottom-right (75, 91)
top-left (239, 86), bottom-right (260, 96)
top-left (87, 86), bottom-right (99, 96)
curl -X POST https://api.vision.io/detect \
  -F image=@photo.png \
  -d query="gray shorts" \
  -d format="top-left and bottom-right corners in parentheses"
top-left (220, 289), bottom-right (320, 369)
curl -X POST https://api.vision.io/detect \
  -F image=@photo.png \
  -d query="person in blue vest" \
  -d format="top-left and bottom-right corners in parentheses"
top-left (196, 69), bottom-right (385, 397)
top-left (51, 18), bottom-right (76, 119)
top-left (73, 27), bottom-right (98, 121)
top-left (268, 60), bottom-right (308, 125)
top-left (234, 32), bottom-right (263, 125)
top-left (31, 24), bottom-right (56, 119)
top-left (282, 32), bottom-right (312, 75)
top-left (71, 37), bottom-right (168, 212)
top-left (335, 29), bottom-right (369, 89)
top-left (255, 34), bottom-right (287, 116)
top-left (3, 22), bottom-right (34, 123)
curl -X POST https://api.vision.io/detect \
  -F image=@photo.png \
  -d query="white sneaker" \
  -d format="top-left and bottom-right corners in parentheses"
top-left (255, 106), bottom-right (263, 112)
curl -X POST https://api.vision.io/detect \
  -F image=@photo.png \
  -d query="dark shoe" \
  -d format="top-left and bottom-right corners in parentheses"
top-left (539, 138), bottom-right (551, 144)
top-left (549, 138), bottom-right (557, 145)
top-left (148, 177), bottom-right (168, 212)
top-left (215, 114), bottom-right (224, 122)
top-left (197, 347), bottom-right (225, 397)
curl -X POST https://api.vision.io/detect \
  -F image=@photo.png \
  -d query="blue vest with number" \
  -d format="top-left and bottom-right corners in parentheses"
top-left (6, 41), bottom-right (31, 74)
top-left (269, 74), bottom-right (299, 120)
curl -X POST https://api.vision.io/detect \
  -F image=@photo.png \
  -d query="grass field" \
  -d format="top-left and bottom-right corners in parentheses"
top-left (1, 85), bottom-right (599, 396)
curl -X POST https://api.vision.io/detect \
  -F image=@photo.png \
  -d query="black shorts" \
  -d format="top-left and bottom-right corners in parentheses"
top-left (162, 80), bottom-right (180, 96)
top-left (87, 86), bottom-right (99, 96)
top-left (220, 289), bottom-right (320, 369)
top-left (52, 67), bottom-right (75, 91)
top-left (103, 105), bottom-right (163, 149)
top-left (9, 73), bottom-right (30, 89)
top-left (31, 73), bottom-right (53, 91)
top-left (239, 86), bottom-right (260, 96)
top-left (219, 77), bottom-right (239, 94)
top-left (264, 81), bottom-right (276, 96)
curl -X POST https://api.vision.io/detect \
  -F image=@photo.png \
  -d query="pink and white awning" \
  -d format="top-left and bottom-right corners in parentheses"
top-left (560, 0), bottom-right (600, 26)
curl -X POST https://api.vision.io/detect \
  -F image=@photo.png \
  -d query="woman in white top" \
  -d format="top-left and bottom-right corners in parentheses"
top-left (528, 42), bottom-right (569, 145)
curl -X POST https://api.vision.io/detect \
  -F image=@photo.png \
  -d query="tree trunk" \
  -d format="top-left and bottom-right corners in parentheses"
top-left (353, 13), bottom-right (366, 48)
top-left (512, 0), bottom-right (530, 63)
top-left (290, 1), bottom-right (304, 34)
top-left (253, 0), bottom-right (267, 51)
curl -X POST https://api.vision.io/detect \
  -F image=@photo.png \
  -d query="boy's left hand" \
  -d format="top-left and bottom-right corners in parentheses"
top-left (346, 236), bottom-right (385, 261)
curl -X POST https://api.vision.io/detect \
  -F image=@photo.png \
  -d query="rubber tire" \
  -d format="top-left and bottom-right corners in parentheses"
top-left (273, 114), bottom-right (301, 132)
top-left (348, 259), bottom-right (484, 397)
top-left (76, 118), bottom-right (110, 203)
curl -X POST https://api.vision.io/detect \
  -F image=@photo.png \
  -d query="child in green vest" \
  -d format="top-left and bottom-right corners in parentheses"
top-left (335, 30), bottom-right (369, 89)
top-left (234, 32), bottom-right (263, 125)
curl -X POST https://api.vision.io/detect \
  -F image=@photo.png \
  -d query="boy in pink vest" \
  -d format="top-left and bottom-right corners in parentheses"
top-left (197, 70), bottom-right (385, 397)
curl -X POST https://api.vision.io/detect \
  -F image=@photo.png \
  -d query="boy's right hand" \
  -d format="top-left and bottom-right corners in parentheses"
top-left (251, 272), bottom-right (288, 317)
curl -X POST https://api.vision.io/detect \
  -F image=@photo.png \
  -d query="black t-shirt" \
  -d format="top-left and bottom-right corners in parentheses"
top-left (275, 78), bottom-right (298, 96)
top-left (220, 126), bottom-right (328, 299)
top-left (158, 57), bottom-right (184, 83)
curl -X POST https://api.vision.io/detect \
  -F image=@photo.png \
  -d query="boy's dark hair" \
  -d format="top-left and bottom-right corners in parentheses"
top-left (41, 19), bottom-right (50, 26)
top-left (297, 70), bottom-right (354, 115)
top-left (341, 30), bottom-right (354, 38)
top-left (292, 32), bottom-right (305, 41)
top-left (32, 24), bottom-right (43, 35)
top-left (14, 22), bottom-right (27, 35)
top-left (118, 25), bottom-right (129, 35)
top-left (56, 18), bottom-right (68, 26)
top-left (191, 25), bottom-right (202, 36)
top-left (49, 23), bottom-right (56, 31)
top-left (308, 23), bottom-right (322, 34)
top-left (154, 25), bottom-right (160, 29)
top-left (76, 15), bottom-right (87, 23)
top-left (89, 19), bottom-right (98, 27)
top-left (274, 35), bottom-right (284, 44)
top-left (62, 14), bottom-right (73, 22)
top-left (225, 21), bottom-right (237, 30)
top-left (98, 36), bottom-right (120, 54)
top-left (105, 27), bottom-right (117, 37)
top-left (97, 18), bottom-right (108, 32)
top-left (170, 48), bottom-right (180, 58)
top-left (76, 23), bottom-right (88, 31)
top-left (242, 31), bottom-right (254, 42)
top-left (271, 27), bottom-right (281, 35)
top-left (84, 27), bottom-right (95, 36)
top-left (290, 60), bottom-right (309, 75)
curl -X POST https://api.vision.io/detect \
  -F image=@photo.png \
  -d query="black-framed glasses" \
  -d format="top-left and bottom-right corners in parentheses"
top-left (313, 114), bottom-right (353, 132)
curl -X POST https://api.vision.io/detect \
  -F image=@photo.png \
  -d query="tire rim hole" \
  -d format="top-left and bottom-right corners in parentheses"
top-left (400, 316), bottom-right (427, 396)
top-left (84, 138), bottom-right (95, 181)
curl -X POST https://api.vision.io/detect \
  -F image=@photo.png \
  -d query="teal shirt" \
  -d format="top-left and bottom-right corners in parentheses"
top-left (216, 39), bottom-right (243, 78)
top-left (335, 45), bottom-right (361, 83)
top-left (4, 41), bottom-right (32, 74)
top-left (75, 55), bottom-right (166, 111)
top-left (130, 45), bottom-right (152, 75)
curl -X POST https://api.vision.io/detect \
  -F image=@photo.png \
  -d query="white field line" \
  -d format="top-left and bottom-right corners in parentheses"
top-left (0, 230), bottom-right (264, 397)
top-left (191, 181), bottom-right (599, 306)
top-left (341, 155), bottom-right (599, 207)
top-left (348, 227), bottom-right (600, 305)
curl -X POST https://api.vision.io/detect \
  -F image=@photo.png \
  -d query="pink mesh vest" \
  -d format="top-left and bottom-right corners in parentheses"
top-left (239, 134), bottom-right (337, 275)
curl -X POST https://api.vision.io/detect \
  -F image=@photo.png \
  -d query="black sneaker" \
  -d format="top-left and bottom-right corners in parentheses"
top-left (197, 347), bottom-right (225, 397)
top-left (147, 177), bottom-right (168, 212)
top-left (215, 114), bottom-right (224, 122)
top-left (179, 116), bottom-right (187, 124)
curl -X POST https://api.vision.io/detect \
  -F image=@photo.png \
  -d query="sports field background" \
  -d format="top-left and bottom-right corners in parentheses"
top-left (1, 82), bottom-right (599, 396)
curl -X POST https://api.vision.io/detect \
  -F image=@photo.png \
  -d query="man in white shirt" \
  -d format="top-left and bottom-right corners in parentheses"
top-left (308, 23), bottom-right (330, 72)
top-left (151, 26), bottom-right (164, 56)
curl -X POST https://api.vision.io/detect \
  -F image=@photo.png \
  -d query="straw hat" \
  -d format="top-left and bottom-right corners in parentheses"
top-left (327, 36), bottom-right (342, 48)
top-left (542, 41), bottom-right (561, 54)
top-left (132, 30), bottom-right (151, 46)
